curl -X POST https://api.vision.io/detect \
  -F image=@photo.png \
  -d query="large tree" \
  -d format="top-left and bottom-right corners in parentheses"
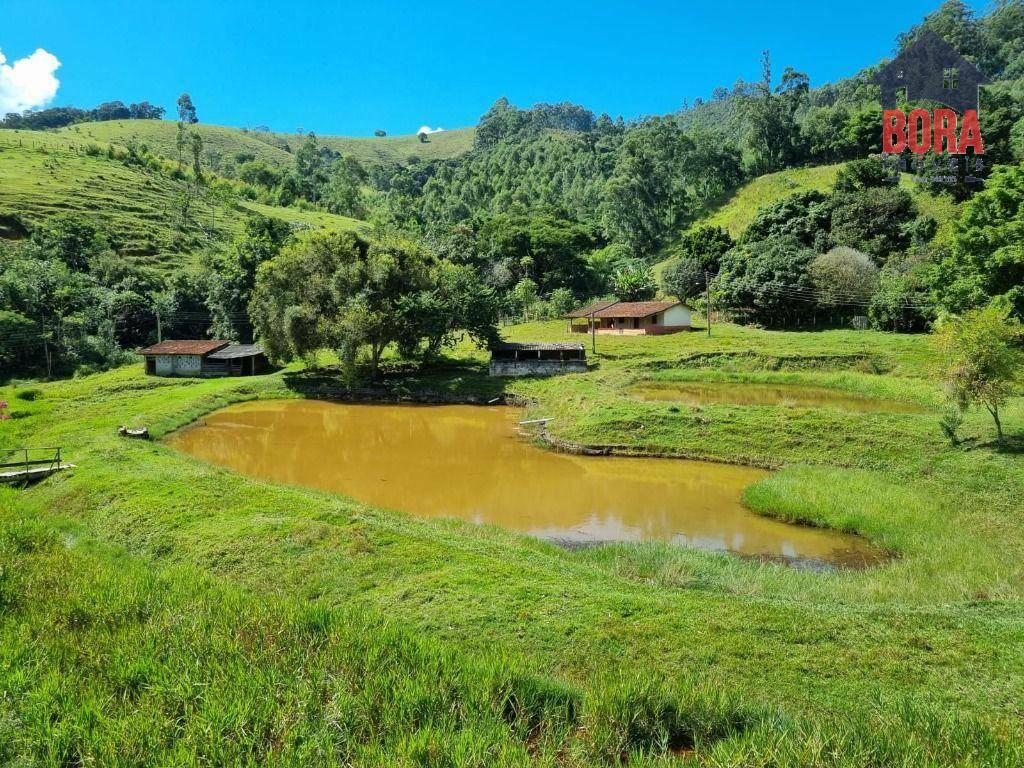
top-left (935, 163), bottom-right (1024, 316)
top-left (249, 231), bottom-right (497, 378)
top-left (324, 155), bottom-right (368, 218)
top-left (742, 52), bottom-right (809, 174)
top-left (661, 256), bottom-right (705, 304)
top-left (717, 235), bottom-right (818, 327)
top-left (176, 93), bottom-right (198, 124)
top-left (808, 246), bottom-right (879, 317)
top-left (206, 216), bottom-right (294, 342)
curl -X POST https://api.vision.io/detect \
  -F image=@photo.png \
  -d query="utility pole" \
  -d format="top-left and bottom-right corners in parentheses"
top-left (704, 271), bottom-right (712, 337)
top-left (156, 306), bottom-right (163, 343)
top-left (589, 312), bottom-right (597, 355)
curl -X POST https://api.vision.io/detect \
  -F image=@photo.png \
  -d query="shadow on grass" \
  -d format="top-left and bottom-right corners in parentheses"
top-left (281, 357), bottom-right (510, 403)
top-left (954, 431), bottom-right (1024, 455)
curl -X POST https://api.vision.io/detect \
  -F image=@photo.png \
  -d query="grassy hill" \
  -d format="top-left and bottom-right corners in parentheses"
top-left (654, 163), bottom-right (962, 279)
top-left (289, 127), bottom-right (476, 166)
top-left (60, 120), bottom-right (476, 169)
top-left (60, 120), bottom-right (297, 168)
top-left (0, 129), bottom-right (363, 270)
top-left (697, 165), bottom-right (843, 237)
top-left (2, 323), bottom-right (1022, 763)
top-left (688, 164), bottom-right (960, 240)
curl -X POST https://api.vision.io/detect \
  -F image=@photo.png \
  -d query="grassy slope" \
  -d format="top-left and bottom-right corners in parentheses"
top-left (655, 164), bottom-right (962, 278)
top-left (0, 130), bottom-right (362, 269)
top-left (60, 120), bottom-right (297, 168)
top-left (300, 127), bottom-right (476, 165)
top-left (689, 164), bottom-right (960, 240)
top-left (62, 120), bottom-right (476, 168)
top-left (697, 165), bottom-right (844, 238)
top-left (2, 323), bottom-right (1022, 764)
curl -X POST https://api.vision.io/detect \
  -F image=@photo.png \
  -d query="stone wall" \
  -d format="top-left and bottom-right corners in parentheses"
top-left (488, 359), bottom-right (587, 377)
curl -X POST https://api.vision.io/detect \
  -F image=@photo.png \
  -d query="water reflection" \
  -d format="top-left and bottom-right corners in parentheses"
top-left (631, 380), bottom-right (926, 413)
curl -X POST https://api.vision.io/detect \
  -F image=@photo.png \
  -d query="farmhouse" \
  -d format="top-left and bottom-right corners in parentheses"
top-left (138, 340), bottom-right (271, 377)
top-left (489, 342), bottom-right (587, 377)
top-left (567, 300), bottom-right (692, 335)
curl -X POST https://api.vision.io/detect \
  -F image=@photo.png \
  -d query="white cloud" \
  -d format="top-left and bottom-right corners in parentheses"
top-left (0, 47), bottom-right (61, 114)
top-left (417, 125), bottom-right (444, 135)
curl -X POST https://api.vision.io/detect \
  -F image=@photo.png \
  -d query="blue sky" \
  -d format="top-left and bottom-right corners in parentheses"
top-left (2, 0), bottom-right (975, 136)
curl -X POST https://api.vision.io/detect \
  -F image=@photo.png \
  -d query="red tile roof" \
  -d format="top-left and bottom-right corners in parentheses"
top-left (566, 300), bottom-right (620, 318)
top-left (592, 301), bottom-right (681, 318)
top-left (137, 340), bottom-right (230, 356)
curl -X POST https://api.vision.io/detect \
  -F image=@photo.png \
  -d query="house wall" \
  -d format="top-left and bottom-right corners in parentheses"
top-left (152, 354), bottom-right (202, 376)
top-left (662, 305), bottom-right (692, 327)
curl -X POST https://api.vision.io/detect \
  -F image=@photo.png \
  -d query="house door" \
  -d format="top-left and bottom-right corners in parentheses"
top-left (145, 357), bottom-right (156, 375)
top-left (633, 318), bottom-right (639, 329)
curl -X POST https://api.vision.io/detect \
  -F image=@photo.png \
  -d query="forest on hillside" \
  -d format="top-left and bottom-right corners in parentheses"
top-left (2, 0), bottom-right (1024, 379)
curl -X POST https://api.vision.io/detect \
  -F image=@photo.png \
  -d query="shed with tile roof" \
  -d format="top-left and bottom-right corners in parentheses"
top-left (138, 340), bottom-right (271, 377)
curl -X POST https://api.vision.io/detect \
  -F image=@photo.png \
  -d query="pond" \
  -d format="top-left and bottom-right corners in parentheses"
top-left (168, 400), bottom-right (885, 570)
top-left (630, 380), bottom-right (927, 414)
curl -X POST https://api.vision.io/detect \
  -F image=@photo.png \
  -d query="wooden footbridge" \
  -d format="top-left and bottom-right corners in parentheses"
top-left (0, 447), bottom-right (74, 485)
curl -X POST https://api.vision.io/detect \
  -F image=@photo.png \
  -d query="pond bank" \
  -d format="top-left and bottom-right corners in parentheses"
top-left (166, 399), bottom-right (884, 569)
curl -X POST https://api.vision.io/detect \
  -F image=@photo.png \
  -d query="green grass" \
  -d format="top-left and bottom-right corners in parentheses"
top-left (1, 322), bottom-right (1022, 763)
top-left (0, 130), bottom-right (364, 270)
top-left (60, 120), bottom-right (476, 168)
top-left (654, 163), bottom-right (962, 279)
top-left (684, 164), bottom-right (960, 241)
top-left (237, 200), bottom-right (364, 233)
top-left (4, 515), bottom-right (1017, 767)
top-left (60, 120), bottom-right (298, 168)
top-left (299, 127), bottom-right (476, 166)
top-left (695, 165), bottom-right (844, 238)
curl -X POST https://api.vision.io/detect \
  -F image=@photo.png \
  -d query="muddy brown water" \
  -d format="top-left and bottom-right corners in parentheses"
top-left (167, 400), bottom-right (885, 570)
top-left (631, 380), bottom-right (927, 414)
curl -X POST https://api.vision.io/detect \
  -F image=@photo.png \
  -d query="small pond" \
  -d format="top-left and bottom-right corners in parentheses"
top-left (168, 400), bottom-right (885, 570)
top-left (631, 380), bottom-right (927, 414)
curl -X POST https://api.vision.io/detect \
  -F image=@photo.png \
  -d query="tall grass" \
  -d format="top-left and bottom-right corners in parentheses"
top-left (1, 514), bottom-right (1020, 767)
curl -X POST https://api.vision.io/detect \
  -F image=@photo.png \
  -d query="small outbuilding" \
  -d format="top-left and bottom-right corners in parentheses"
top-left (489, 342), bottom-right (587, 377)
top-left (204, 344), bottom-right (274, 377)
top-left (567, 300), bottom-right (692, 335)
top-left (138, 340), bottom-right (271, 377)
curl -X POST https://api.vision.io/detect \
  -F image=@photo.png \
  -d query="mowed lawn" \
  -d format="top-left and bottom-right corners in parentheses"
top-left (1, 322), bottom-right (1022, 764)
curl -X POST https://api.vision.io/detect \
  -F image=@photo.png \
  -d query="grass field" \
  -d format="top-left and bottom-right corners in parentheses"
top-left (61, 120), bottom-right (477, 168)
top-left (60, 120), bottom-right (298, 168)
top-left (2, 322), bottom-right (1022, 765)
top-left (0, 129), bottom-right (363, 269)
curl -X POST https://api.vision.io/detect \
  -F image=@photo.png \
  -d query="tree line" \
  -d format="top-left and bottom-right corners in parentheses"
top-left (1, 100), bottom-right (165, 130)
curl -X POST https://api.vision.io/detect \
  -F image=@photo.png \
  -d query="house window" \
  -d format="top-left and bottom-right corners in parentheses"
top-left (650, 314), bottom-right (658, 325)
top-left (943, 68), bottom-right (959, 89)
